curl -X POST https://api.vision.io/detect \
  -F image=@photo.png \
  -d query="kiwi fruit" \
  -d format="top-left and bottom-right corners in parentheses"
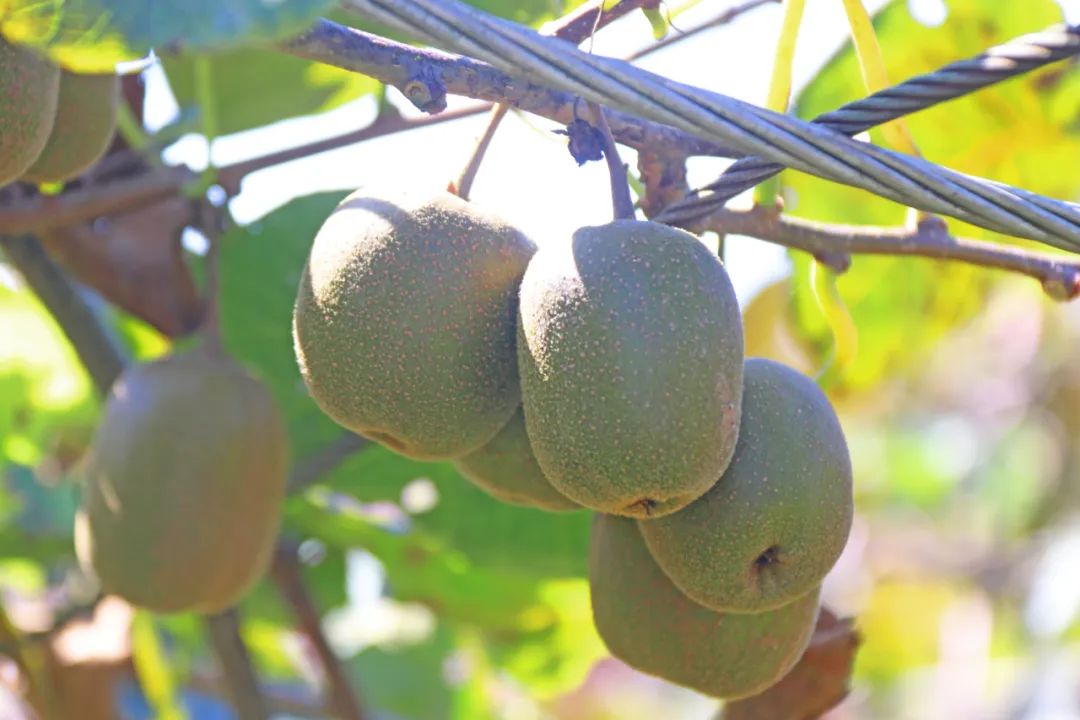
top-left (454, 406), bottom-right (580, 511)
top-left (293, 187), bottom-right (536, 459)
top-left (517, 220), bottom-right (743, 519)
top-left (589, 514), bottom-right (819, 699)
top-left (75, 350), bottom-right (288, 614)
top-left (0, 39), bottom-right (59, 186)
top-left (22, 70), bottom-right (119, 184)
top-left (639, 358), bottom-right (853, 613)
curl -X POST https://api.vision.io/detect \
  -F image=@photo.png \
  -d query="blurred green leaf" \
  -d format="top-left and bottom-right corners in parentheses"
top-left (323, 446), bottom-right (591, 578)
top-left (349, 625), bottom-right (460, 720)
top-left (783, 0), bottom-right (1079, 392)
top-left (218, 192), bottom-right (348, 460)
top-left (483, 579), bottom-right (605, 698)
top-left (132, 611), bottom-right (188, 720)
top-left (0, 283), bottom-right (97, 467)
top-left (0, 0), bottom-right (335, 72)
top-left (287, 492), bottom-right (552, 632)
top-left (162, 50), bottom-right (380, 136)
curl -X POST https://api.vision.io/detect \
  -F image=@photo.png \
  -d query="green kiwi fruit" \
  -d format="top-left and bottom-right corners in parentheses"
top-left (517, 220), bottom-right (743, 518)
top-left (454, 407), bottom-right (580, 511)
top-left (639, 358), bottom-right (853, 613)
top-left (0, 39), bottom-right (59, 186)
top-left (589, 514), bottom-right (819, 699)
top-left (76, 350), bottom-right (288, 614)
top-left (293, 187), bottom-right (536, 459)
top-left (22, 70), bottom-right (118, 183)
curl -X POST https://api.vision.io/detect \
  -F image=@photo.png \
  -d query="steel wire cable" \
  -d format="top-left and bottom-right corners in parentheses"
top-left (658, 23), bottom-right (1080, 224)
top-left (346, 0), bottom-right (1080, 250)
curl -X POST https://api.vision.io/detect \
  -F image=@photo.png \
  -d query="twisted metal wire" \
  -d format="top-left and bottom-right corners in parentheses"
top-left (346, 0), bottom-right (1080, 251)
top-left (658, 23), bottom-right (1080, 224)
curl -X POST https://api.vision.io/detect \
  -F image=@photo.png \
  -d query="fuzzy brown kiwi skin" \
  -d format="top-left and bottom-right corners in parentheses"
top-left (638, 357), bottom-right (853, 614)
top-left (293, 187), bottom-right (536, 460)
top-left (517, 220), bottom-right (744, 519)
top-left (0, 39), bottom-right (60, 187)
top-left (22, 71), bottom-right (119, 184)
top-left (589, 514), bottom-right (820, 700)
top-left (76, 350), bottom-right (288, 614)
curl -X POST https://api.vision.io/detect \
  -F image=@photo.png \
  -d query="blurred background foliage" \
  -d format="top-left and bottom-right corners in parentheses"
top-left (3, 0), bottom-right (1080, 717)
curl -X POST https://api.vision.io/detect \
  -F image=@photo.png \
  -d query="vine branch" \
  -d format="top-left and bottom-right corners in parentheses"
top-left (0, 165), bottom-right (193, 236)
top-left (626, 0), bottom-right (781, 61)
top-left (279, 19), bottom-right (737, 158)
top-left (205, 610), bottom-right (269, 720)
top-left (271, 543), bottom-right (366, 719)
top-left (697, 205), bottom-right (1080, 300)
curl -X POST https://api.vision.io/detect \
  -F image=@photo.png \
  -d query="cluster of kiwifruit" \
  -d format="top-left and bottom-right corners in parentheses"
top-left (292, 186), bottom-right (854, 699)
top-left (0, 39), bottom-right (118, 187)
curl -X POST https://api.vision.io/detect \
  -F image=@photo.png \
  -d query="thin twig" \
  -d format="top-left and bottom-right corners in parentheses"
top-left (216, 104), bottom-right (487, 195)
top-left (452, 0), bottom-right (653, 199)
top-left (626, 0), bottom-right (780, 61)
top-left (205, 610), bottom-right (269, 720)
top-left (0, 165), bottom-right (194, 236)
top-left (287, 433), bottom-right (371, 494)
top-left (453, 103), bottom-right (510, 200)
top-left (0, 235), bottom-right (126, 394)
top-left (588, 102), bottom-right (635, 220)
top-left (272, 543), bottom-right (365, 720)
top-left (547, 0), bottom-right (660, 43)
top-left (697, 205), bottom-right (1080, 300)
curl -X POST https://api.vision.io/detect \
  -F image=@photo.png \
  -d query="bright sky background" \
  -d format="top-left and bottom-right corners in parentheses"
top-left (148, 0), bottom-right (1080, 306)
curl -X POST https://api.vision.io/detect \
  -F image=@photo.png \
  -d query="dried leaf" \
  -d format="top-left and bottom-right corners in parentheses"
top-left (637, 149), bottom-right (688, 219)
top-left (39, 196), bottom-right (203, 337)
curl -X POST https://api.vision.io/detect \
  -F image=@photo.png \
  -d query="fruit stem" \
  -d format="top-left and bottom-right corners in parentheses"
top-left (588, 101), bottom-right (636, 220)
top-left (453, 103), bottom-right (510, 200)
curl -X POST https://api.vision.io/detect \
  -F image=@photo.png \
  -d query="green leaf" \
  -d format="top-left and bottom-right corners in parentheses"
top-left (783, 0), bottom-right (1078, 391)
top-left (349, 625), bottom-right (460, 720)
top-left (218, 192), bottom-right (348, 460)
top-left (162, 49), bottom-right (379, 136)
top-left (286, 493), bottom-right (552, 631)
top-left (322, 446), bottom-right (591, 578)
top-left (791, 0), bottom-right (1077, 229)
top-left (0, 0), bottom-right (335, 72)
top-left (0, 282), bottom-right (97, 467)
top-left (132, 611), bottom-right (188, 720)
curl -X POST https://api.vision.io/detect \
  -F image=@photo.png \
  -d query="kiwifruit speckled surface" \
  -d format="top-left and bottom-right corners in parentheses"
top-left (22, 71), bottom-right (118, 183)
top-left (639, 358), bottom-right (853, 613)
top-left (517, 220), bottom-right (743, 519)
top-left (293, 188), bottom-right (536, 459)
top-left (0, 39), bottom-right (59, 186)
top-left (589, 514), bottom-right (819, 699)
top-left (76, 350), bottom-right (288, 614)
top-left (455, 406), bottom-right (581, 512)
